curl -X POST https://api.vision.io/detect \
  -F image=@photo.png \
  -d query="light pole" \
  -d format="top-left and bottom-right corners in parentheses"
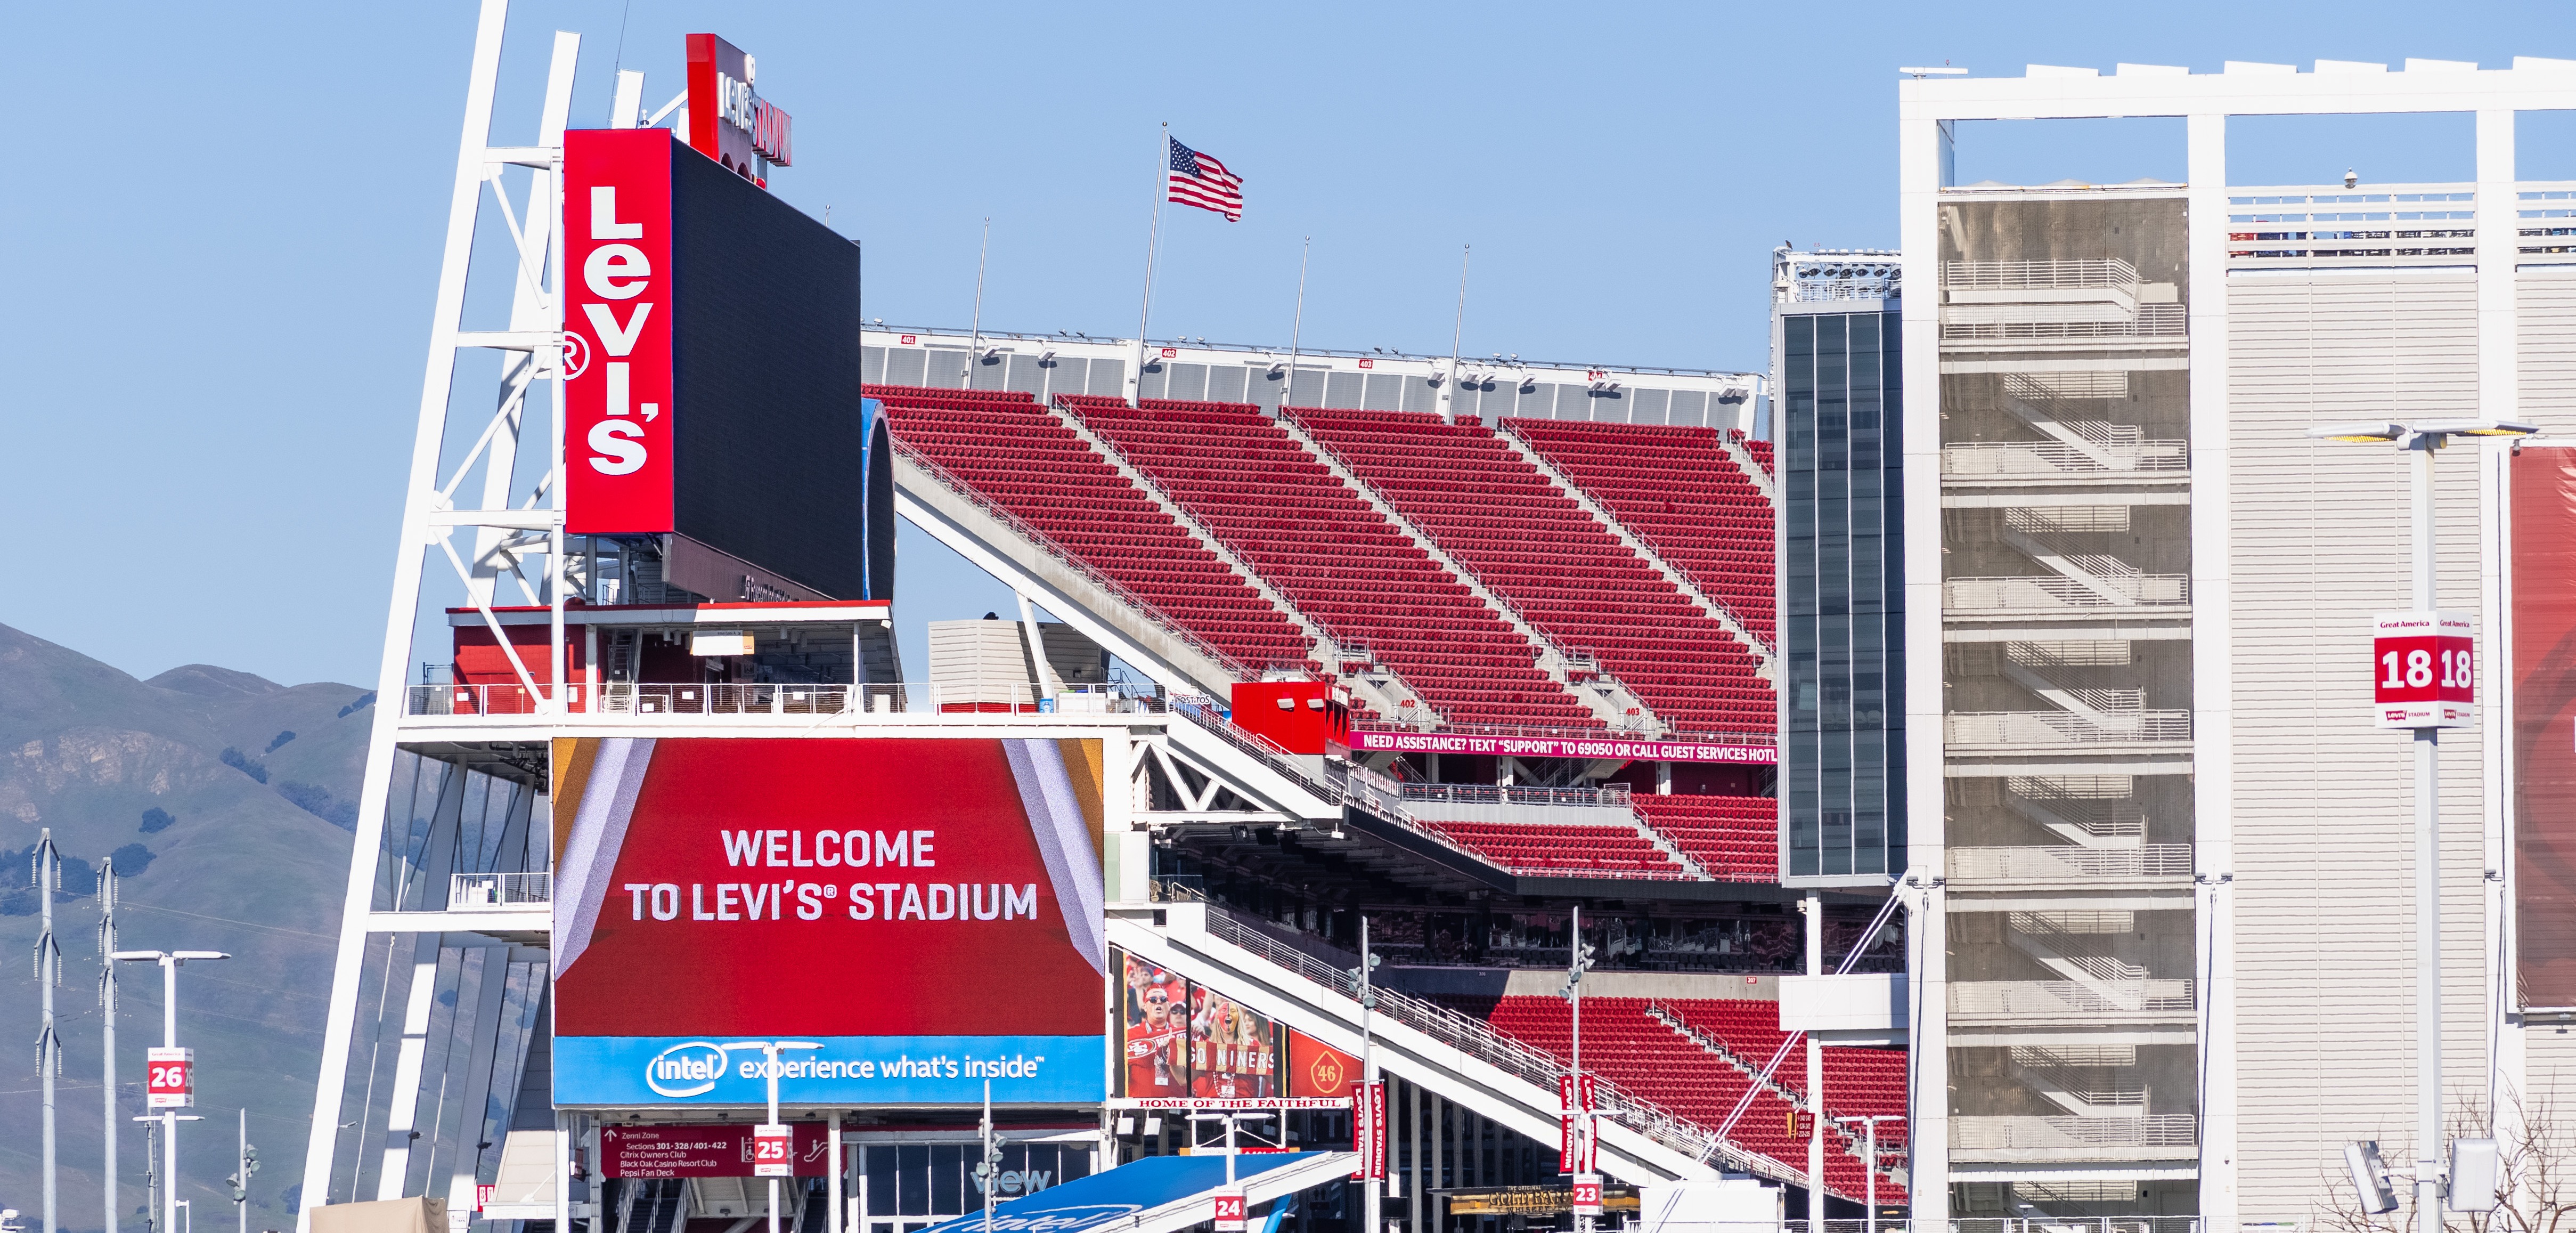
top-left (1560, 906), bottom-right (1597, 1233)
top-left (734, 1040), bottom-right (821, 1233)
top-left (99, 857), bottom-right (120, 1233)
top-left (2307, 417), bottom-right (2537, 1222)
top-left (1832, 1115), bottom-right (1904, 1233)
top-left (1354, 916), bottom-right (1381, 1233)
top-left (115, 950), bottom-right (231, 1233)
top-left (34, 830), bottom-right (63, 1233)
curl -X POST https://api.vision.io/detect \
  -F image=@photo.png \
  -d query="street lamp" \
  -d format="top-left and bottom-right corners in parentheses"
top-left (1831, 1115), bottom-right (1904, 1233)
top-left (114, 950), bottom-right (229, 1233)
top-left (730, 1040), bottom-right (821, 1233)
top-left (2305, 416), bottom-right (2537, 1221)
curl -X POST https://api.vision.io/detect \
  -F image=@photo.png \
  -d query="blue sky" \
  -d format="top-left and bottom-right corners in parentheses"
top-left (2, 1), bottom-right (2570, 686)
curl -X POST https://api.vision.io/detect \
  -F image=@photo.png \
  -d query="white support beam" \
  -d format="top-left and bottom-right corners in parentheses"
top-left (300, 2), bottom-right (513, 1225)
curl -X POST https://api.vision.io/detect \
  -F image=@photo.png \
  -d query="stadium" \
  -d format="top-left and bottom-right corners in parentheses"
top-left (249, 11), bottom-right (2576, 1233)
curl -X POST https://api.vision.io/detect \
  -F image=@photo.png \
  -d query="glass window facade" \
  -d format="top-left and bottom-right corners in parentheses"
top-left (1780, 308), bottom-right (1904, 883)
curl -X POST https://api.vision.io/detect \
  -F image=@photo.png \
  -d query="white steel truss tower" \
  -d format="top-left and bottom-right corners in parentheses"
top-left (298, 3), bottom-right (591, 1227)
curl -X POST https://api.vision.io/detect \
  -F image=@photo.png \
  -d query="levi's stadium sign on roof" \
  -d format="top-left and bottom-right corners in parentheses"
top-left (549, 737), bottom-right (1111, 1106)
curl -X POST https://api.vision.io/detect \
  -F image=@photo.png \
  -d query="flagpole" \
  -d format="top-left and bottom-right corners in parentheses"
top-left (1278, 237), bottom-right (1309, 413)
top-left (1131, 121), bottom-right (1168, 403)
top-left (1444, 244), bottom-right (1470, 421)
top-left (963, 216), bottom-right (990, 389)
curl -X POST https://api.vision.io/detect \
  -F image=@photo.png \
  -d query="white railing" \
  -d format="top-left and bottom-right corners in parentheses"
top-left (1398, 782), bottom-right (1632, 808)
top-left (1945, 711), bottom-right (2191, 748)
top-left (406, 683), bottom-right (586, 715)
top-left (1185, 904), bottom-right (1801, 1183)
top-left (1950, 1114), bottom-right (2199, 1152)
top-left (1339, 767), bottom-right (1694, 881)
top-left (1950, 980), bottom-right (2197, 1018)
top-left (1942, 305), bottom-right (2184, 340)
top-left (1945, 575), bottom-right (2188, 612)
top-left (1942, 440), bottom-right (2188, 477)
top-left (2007, 778), bottom-right (2145, 838)
top-left (1945, 259), bottom-right (2139, 290)
top-left (450, 871), bottom-right (550, 910)
top-left (1354, 718), bottom-right (1776, 749)
top-left (407, 682), bottom-right (1175, 718)
top-left (1947, 846), bottom-right (2193, 882)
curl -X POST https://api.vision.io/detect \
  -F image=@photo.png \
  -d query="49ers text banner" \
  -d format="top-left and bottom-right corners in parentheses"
top-left (564, 128), bottom-right (676, 533)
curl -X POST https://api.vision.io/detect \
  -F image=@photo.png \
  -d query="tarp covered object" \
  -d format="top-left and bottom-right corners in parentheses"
top-left (915, 1153), bottom-right (1339, 1233)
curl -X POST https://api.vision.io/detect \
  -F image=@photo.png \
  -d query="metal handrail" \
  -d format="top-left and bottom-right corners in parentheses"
top-left (450, 871), bottom-right (551, 910)
top-left (1941, 440), bottom-right (2189, 476)
top-left (1186, 904), bottom-right (1807, 1187)
top-left (888, 436), bottom-right (1258, 682)
top-left (1947, 845), bottom-right (2195, 881)
top-left (1945, 711), bottom-right (2192, 747)
top-left (1352, 719), bottom-right (1778, 749)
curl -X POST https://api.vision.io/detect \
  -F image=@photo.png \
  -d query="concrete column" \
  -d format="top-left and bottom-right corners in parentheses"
top-left (1894, 84), bottom-right (1952, 1223)
top-left (2186, 107), bottom-right (2237, 1233)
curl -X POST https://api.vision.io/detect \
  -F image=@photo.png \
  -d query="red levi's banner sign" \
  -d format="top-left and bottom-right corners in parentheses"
top-left (1352, 1080), bottom-right (1387, 1180)
top-left (2373, 610), bottom-right (2476, 729)
top-left (602, 1123), bottom-right (835, 1178)
top-left (564, 129), bottom-right (677, 534)
top-left (1558, 1075), bottom-right (1597, 1173)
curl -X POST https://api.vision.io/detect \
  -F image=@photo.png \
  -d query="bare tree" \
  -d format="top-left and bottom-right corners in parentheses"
top-left (2313, 1093), bottom-right (2576, 1233)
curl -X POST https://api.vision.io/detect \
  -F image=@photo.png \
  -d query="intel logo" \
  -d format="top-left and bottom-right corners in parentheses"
top-left (646, 1041), bottom-right (734, 1098)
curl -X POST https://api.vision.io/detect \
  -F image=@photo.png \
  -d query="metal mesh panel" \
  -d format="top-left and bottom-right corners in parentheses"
top-left (1325, 370), bottom-right (1365, 408)
top-left (882, 347), bottom-right (927, 387)
top-left (1401, 374), bottom-right (1439, 413)
top-left (1362, 372), bottom-right (1404, 410)
top-left (924, 348), bottom-right (968, 387)
top-left (1167, 362), bottom-right (1209, 401)
top-left (1671, 388), bottom-right (1709, 426)
top-left (1086, 358), bottom-right (1124, 396)
top-left (862, 345), bottom-right (887, 385)
top-left (1206, 365), bottom-right (1250, 404)
top-left (1631, 387), bottom-right (1671, 424)
top-left (1005, 354), bottom-right (1045, 394)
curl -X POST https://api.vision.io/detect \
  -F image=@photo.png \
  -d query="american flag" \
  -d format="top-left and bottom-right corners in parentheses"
top-left (1167, 137), bottom-right (1243, 222)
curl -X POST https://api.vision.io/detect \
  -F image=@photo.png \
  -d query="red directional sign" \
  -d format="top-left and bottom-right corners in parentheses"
top-left (751, 1124), bottom-right (792, 1178)
top-left (146, 1047), bottom-right (193, 1109)
top-left (2374, 611), bottom-right (2475, 729)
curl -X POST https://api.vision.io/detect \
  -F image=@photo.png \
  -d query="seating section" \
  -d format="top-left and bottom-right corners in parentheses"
top-left (1632, 794), bottom-right (1779, 882)
top-left (869, 385), bottom-right (1310, 672)
top-left (1428, 821), bottom-right (1691, 880)
top-left (1733, 430), bottom-right (1775, 479)
top-left (1508, 418), bottom-right (1778, 647)
top-left (1443, 996), bottom-right (1902, 1202)
top-left (1664, 999), bottom-right (1910, 1176)
top-left (1297, 410), bottom-right (1771, 736)
top-left (1063, 396), bottom-right (1599, 731)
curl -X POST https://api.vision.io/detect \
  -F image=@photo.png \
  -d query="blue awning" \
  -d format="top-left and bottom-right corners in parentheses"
top-left (917, 1153), bottom-right (1351, 1233)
